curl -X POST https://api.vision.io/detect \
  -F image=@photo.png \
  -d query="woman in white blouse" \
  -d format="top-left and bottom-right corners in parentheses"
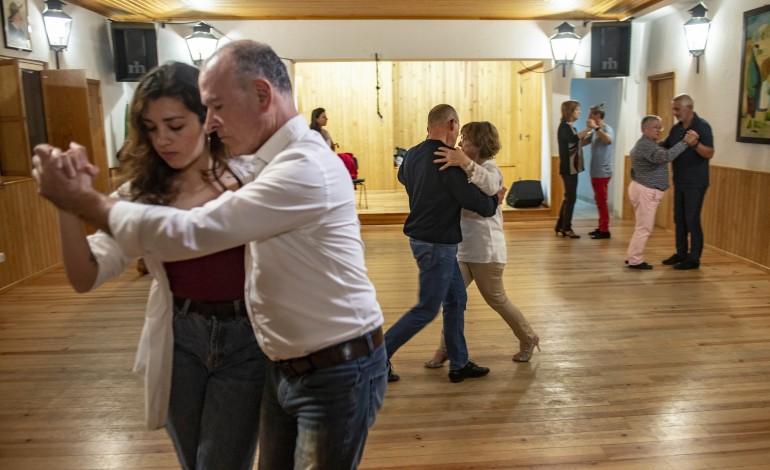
top-left (426, 121), bottom-right (540, 365)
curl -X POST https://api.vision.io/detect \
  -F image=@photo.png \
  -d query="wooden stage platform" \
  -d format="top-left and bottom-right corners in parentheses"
top-left (356, 189), bottom-right (552, 225)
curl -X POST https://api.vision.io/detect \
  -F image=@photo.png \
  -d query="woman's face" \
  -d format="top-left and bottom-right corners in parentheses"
top-left (316, 112), bottom-right (328, 128)
top-left (142, 96), bottom-right (207, 170)
top-left (460, 132), bottom-right (480, 160)
top-left (571, 106), bottom-right (581, 121)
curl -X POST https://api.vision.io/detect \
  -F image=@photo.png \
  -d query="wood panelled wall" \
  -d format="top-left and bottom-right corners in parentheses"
top-left (703, 165), bottom-right (770, 269)
top-left (295, 60), bottom-right (542, 191)
top-left (0, 179), bottom-right (61, 293)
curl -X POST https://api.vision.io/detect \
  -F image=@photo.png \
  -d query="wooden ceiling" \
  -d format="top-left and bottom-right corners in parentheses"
top-left (64, 0), bottom-right (673, 23)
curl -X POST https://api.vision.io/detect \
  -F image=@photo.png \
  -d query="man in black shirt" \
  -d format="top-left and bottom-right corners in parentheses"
top-left (661, 94), bottom-right (715, 270)
top-left (385, 104), bottom-right (501, 383)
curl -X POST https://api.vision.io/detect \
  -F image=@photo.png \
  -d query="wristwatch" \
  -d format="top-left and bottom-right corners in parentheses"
top-left (464, 161), bottom-right (475, 172)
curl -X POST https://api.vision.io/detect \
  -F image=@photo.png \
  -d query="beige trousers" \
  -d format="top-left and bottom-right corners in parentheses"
top-left (438, 261), bottom-right (535, 351)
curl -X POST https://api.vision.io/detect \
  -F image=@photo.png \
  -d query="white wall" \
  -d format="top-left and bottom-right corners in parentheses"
top-left (5, 0), bottom-right (767, 178)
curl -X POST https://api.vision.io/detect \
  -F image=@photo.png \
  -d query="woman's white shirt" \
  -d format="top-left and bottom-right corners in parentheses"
top-left (457, 159), bottom-right (506, 264)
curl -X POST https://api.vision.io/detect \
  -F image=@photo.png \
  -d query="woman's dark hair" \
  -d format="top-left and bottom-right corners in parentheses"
top-left (117, 61), bottom-right (229, 205)
top-left (310, 107), bottom-right (325, 133)
top-left (461, 121), bottom-right (501, 159)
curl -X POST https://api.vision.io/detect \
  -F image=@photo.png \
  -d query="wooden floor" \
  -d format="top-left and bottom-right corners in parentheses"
top-left (1, 215), bottom-right (770, 469)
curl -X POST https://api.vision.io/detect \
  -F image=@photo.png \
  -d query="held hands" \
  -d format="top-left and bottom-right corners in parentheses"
top-left (496, 186), bottom-right (507, 205)
top-left (683, 130), bottom-right (699, 147)
top-left (585, 119), bottom-right (597, 130)
top-left (32, 142), bottom-right (99, 212)
top-left (433, 146), bottom-right (472, 171)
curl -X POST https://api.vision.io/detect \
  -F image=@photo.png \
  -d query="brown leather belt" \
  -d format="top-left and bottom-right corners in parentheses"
top-left (275, 326), bottom-right (383, 377)
top-left (173, 296), bottom-right (247, 319)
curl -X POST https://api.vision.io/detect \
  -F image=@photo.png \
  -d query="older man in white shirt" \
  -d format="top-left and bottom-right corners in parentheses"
top-left (33, 40), bottom-right (386, 470)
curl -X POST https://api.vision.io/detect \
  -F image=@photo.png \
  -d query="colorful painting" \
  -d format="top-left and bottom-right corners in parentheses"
top-left (737, 5), bottom-right (770, 143)
top-left (2, 0), bottom-right (31, 51)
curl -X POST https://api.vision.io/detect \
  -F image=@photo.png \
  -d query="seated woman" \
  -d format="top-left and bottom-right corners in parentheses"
top-left (428, 121), bottom-right (540, 365)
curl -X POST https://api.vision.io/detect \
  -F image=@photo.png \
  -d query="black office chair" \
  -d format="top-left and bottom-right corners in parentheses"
top-left (352, 156), bottom-right (367, 209)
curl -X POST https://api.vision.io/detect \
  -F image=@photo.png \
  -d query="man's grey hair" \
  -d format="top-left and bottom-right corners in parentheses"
top-left (673, 93), bottom-right (694, 108)
top-left (209, 40), bottom-right (293, 95)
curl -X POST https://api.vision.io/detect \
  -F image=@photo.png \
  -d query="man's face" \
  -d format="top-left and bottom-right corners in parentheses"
top-left (200, 53), bottom-right (270, 156)
top-left (672, 100), bottom-right (693, 123)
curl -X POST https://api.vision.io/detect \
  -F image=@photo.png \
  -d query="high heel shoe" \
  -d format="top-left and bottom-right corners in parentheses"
top-left (561, 230), bottom-right (580, 239)
top-left (554, 227), bottom-right (563, 236)
top-left (424, 349), bottom-right (448, 368)
top-left (513, 335), bottom-right (540, 362)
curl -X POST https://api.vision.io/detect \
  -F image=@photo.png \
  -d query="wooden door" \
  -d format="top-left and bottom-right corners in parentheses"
top-left (515, 62), bottom-right (543, 184)
top-left (87, 79), bottom-right (110, 195)
top-left (0, 59), bottom-right (31, 177)
top-left (42, 69), bottom-right (109, 195)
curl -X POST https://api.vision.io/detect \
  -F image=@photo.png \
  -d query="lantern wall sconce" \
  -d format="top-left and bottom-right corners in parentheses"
top-left (42, 0), bottom-right (73, 69)
top-left (683, 2), bottom-right (711, 73)
top-left (185, 22), bottom-right (219, 65)
top-left (550, 22), bottom-right (582, 77)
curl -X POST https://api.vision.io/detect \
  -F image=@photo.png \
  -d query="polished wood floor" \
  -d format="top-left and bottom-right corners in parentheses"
top-left (1, 211), bottom-right (769, 469)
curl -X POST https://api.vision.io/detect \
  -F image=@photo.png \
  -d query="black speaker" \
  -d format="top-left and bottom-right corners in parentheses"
top-left (111, 22), bottom-right (158, 82)
top-left (506, 180), bottom-right (544, 209)
top-left (590, 22), bottom-right (631, 77)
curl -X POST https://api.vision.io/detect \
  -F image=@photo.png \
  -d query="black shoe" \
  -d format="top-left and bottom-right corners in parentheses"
top-left (448, 361), bottom-right (490, 383)
top-left (588, 228), bottom-right (600, 236)
top-left (673, 259), bottom-right (700, 270)
top-left (591, 230), bottom-right (611, 239)
top-left (662, 254), bottom-right (686, 265)
top-left (387, 361), bottom-right (400, 382)
top-left (628, 262), bottom-right (653, 270)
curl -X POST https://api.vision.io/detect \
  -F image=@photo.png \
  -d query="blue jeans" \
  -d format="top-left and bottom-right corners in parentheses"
top-left (167, 303), bottom-right (266, 470)
top-left (384, 238), bottom-right (469, 371)
top-left (258, 337), bottom-right (387, 469)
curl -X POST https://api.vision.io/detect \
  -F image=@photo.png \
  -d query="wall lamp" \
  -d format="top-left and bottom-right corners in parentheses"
top-left (185, 22), bottom-right (219, 66)
top-left (42, 0), bottom-right (73, 69)
top-left (550, 22), bottom-right (581, 77)
top-left (683, 2), bottom-right (711, 73)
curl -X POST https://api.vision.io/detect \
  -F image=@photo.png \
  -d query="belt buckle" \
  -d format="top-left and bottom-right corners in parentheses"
top-left (284, 357), bottom-right (314, 376)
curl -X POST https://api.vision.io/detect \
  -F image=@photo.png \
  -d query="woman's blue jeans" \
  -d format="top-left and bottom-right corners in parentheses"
top-left (167, 303), bottom-right (266, 470)
top-left (384, 238), bottom-right (469, 370)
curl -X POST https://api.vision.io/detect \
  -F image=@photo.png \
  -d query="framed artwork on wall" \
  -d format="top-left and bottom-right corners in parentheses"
top-left (2, 0), bottom-right (31, 51)
top-left (737, 4), bottom-right (770, 143)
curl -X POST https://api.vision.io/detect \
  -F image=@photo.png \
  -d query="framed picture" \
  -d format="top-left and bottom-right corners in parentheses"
top-left (2, 0), bottom-right (31, 51)
top-left (737, 5), bottom-right (770, 143)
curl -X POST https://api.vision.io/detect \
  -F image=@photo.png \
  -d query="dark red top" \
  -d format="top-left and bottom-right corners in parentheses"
top-left (164, 245), bottom-right (246, 301)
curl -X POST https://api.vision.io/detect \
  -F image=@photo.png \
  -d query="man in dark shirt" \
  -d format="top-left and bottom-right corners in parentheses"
top-left (385, 104), bottom-right (501, 383)
top-left (661, 94), bottom-right (715, 270)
